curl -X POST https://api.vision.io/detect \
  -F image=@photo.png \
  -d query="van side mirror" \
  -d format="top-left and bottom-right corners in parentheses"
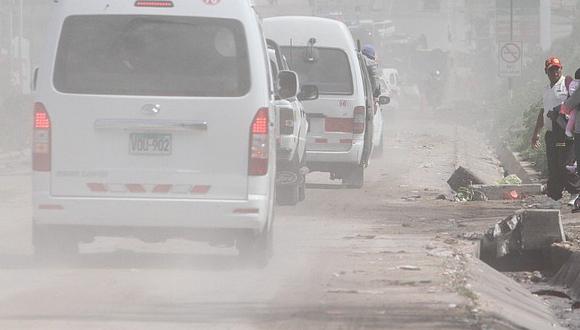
top-left (277, 70), bottom-right (299, 100)
top-left (379, 95), bottom-right (390, 105)
top-left (298, 85), bottom-right (319, 101)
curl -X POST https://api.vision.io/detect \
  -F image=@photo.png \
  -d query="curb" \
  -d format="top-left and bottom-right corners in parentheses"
top-left (471, 184), bottom-right (544, 200)
top-left (494, 142), bottom-right (535, 184)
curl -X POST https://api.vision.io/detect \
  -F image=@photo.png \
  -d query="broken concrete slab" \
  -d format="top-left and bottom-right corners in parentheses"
top-left (494, 142), bottom-right (533, 184)
top-left (467, 256), bottom-right (566, 330)
top-left (479, 209), bottom-right (565, 260)
top-left (519, 210), bottom-right (565, 251)
top-left (551, 250), bottom-right (580, 301)
top-left (470, 184), bottom-right (544, 200)
top-left (447, 166), bottom-right (484, 192)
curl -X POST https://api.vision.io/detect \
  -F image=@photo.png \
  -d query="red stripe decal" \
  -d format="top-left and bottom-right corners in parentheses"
top-left (126, 184), bottom-right (146, 193)
top-left (340, 139), bottom-right (353, 144)
top-left (315, 138), bottom-right (328, 144)
top-left (87, 183), bottom-right (107, 192)
top-left (153, 184), bottom-right (172, 193)
top-left (191, 185), bottom-right (211, 194)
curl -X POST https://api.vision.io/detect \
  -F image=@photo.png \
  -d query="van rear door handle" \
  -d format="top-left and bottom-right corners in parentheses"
top-left (94, 119), bottom-right (208, 132)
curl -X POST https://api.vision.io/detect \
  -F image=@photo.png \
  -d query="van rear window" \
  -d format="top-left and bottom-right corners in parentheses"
top-left (54, 15), bottom-right (250, 97)
top-left (280, 46), bottom-right (353, 95)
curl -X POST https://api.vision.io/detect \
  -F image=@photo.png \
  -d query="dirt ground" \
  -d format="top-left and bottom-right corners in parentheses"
top-left (0, 103), bottom-right (569, 329)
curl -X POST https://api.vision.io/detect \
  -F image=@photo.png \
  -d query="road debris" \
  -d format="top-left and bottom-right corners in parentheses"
top-left (398, 265), bottom-right (421, 271)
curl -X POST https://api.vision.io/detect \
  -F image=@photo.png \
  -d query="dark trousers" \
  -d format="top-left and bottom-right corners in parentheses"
top-left (545, 131), bottom-right (580, 200)
top-left (575, 133), bottom-right (580, 174)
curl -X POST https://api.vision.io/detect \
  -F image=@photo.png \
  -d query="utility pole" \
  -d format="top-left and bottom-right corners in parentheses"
top-left (509, 0), bottom-right (513, 102)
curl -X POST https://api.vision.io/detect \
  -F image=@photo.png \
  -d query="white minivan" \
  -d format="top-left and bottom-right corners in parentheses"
top-left (264, 16), bottom-right (374, 187)
top-left (32, 0), bottom-right (289, 265)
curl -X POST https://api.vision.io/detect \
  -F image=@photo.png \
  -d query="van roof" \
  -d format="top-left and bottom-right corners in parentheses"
top-left (263, 16), bottom-right (356, 50)
top-left (52, 0), bottom-right (255, 20)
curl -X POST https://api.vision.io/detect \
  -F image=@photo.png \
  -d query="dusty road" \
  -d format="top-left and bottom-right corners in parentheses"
top-left (0, 109), bottom-right (542, 329)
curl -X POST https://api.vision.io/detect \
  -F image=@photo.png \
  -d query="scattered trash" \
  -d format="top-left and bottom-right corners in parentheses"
top-left (503, 190), bottom-right (520, 200)
top-left (398, 265), bottom-right (421, 271)
top-left (454, 186), bottom-right (487, 202)
top-left (530, 271), bottom-right (544, 283)
top-left (497, 174), bottom-right (523, 185)
top-left (402, 195), bottom-right (421, 201)
top-left (532, 290), bottom-right (571, 299)
top-left (344, 234), bottom-right (376, 240)
top-left (458, 232), bottom-right (482, 241)
top-left (327, 288), bottom-right (359, 294)
top-left (427, 248), bottom-right (454, 257)
top-left (444, 238), bottom-right (459, 245)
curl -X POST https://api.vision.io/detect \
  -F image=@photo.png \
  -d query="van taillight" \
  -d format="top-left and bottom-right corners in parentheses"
top-left (33, 102), bottom-right (51, 172)
top-left (249, 108), bottom-right (269, 176)
top-left (134, 0), bottom-right (174, 7)
top-left (353, 106), bottom-right (366, 134)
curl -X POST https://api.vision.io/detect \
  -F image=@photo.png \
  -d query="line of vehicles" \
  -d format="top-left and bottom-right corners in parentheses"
top-left (31, 0), bottom-right (392, 267)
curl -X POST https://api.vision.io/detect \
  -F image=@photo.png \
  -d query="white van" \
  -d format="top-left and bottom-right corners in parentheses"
top-left (264, 16), bottom-right (372, 187)
top-left (32, 0), bottom-right (287, 265)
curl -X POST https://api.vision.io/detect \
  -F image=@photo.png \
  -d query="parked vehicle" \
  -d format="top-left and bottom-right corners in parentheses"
top-left (264, 16), bottom-right (375, 188)
top-left (357, 50), bottom-right (389, 162)
top-left (32, 0), bottom-right (288, 265)
top-left (267, 39), bottom-right (318, 205)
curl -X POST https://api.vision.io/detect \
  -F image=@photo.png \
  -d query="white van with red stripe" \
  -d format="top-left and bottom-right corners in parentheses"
top-left (32, 0), bottom-right (283, 265)
top-left (264, 17), bottom-right (371, 187)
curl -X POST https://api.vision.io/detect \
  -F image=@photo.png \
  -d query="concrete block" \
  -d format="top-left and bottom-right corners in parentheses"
top-left (494, 142), bottom-right (533, 184)
top-left (447, 166), bottom-right (484, 192)
top-left (471, 184), bottom-right (543, 200)
top-left (520, 210), bottom-right (565, 251)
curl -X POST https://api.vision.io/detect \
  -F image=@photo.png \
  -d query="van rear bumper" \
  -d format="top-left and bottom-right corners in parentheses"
top-left (305, 140), bottom-right (362, 164)
top-left (33, 193), bottom-right (270, 232)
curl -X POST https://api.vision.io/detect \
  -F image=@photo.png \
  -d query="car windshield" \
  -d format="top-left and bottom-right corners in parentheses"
top-left (54, 15), bottom-right (250, 97)
top-left (280, 46), bottom-right (353, 95)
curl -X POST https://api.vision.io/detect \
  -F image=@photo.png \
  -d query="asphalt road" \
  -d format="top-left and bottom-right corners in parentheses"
top-left (0, 109), bottom-right (523, 329)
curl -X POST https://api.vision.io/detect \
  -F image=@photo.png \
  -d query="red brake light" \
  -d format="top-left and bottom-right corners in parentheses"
top-left (252, 109), bottom-right (269, 134)
top-left (134, 1), bottom-right (174, 7)
top-left (249, 108), bottom-right (269, 176)
top-left (33, 102), bottom-right (51, 172)
top-left (35, 110), bottom-right (50, 129)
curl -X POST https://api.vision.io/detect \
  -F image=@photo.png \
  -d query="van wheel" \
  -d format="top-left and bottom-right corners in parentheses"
top-left (237, 225), bottom-right (273, 268)
top-left (33, 225), bottom-right (78, 262)
top-left (276, 160), bottom-right (300, 206)
top-left (343, 166), bottom-right (364, 188)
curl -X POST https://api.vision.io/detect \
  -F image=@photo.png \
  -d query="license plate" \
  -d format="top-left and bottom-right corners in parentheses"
top-left (129, 133), bottom-right (172, 155)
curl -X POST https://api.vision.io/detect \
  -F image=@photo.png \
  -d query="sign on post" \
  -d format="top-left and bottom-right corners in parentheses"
top-left (498, 41), bottom-right (523, 77)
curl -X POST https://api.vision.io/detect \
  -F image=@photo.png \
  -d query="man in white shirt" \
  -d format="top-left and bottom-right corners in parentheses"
top-left (531, 57), bottom-right (580, 205)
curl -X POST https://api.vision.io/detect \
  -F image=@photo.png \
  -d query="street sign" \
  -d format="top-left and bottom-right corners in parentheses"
top-left (498, 41), bottom-right (522, 77)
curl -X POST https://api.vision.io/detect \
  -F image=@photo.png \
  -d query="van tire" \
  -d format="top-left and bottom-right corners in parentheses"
top-left (276, 159), bottom-right (301, 206)
top-left (343, 166), bottom-right (364, 188)
top-left (237, 225), bottom-right (273, 268)
top-left (33, 225), bottom-right (78, 261)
